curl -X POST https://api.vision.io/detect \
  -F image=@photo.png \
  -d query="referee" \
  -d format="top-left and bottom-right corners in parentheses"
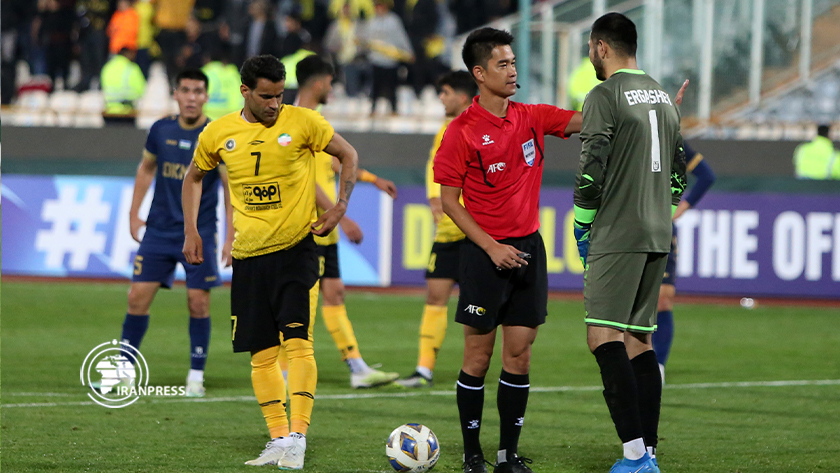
top-left (434, 28), bottom-right (581, 473)
top-left (573, 14), bottom-right (686, 473)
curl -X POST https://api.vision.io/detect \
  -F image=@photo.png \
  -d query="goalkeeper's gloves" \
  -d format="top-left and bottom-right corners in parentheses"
top-left (573, 220), bottom-right (592, 267)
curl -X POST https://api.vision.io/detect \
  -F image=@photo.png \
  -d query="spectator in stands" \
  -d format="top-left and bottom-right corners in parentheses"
top-left (202, 48), bottom-right (243, 120)
top-left (73, 0), bottom-right (111, 92)
top-left (101, 47), bottom-right (146, 122)
top-left (328, 0), bottom-right (375, 20)
top-left (324, 2), bottom-right (370, 97)
top-left (359, 0), bottom-right (413, 115)
top-left (299, 0), bottom-right (330, 51)
top-left (1, 0), bottom-right (25, 103)
top-left (221, 0), bottom-right (251, 67)
top-left (107, 0), bottom-right (140, 55)
top-left (793, 124), bottom-right (840, 180)
top-left (449, 0), bottom-right (487, 35)
top-left (179, 16), bottom-right (219, 71)
top-left (156, 0), bottom-right (196, 86)
top-left (278, 10), bottom-right (313, 60)
top-left (404, 0), bottom-right (447, 98)
top-left (239, 0), bottom-right (281, 62)
top-left (135, 0), bottom-right (155, 78)
top-left (19, 0), bottom-right (44, 76)
top-left (34, 0), bottom-right (75, 89)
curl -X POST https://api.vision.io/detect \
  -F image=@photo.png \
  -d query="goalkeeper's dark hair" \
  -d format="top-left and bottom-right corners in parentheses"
top-left (175, 69), bottom-right (209, 91)
top-left (462, 27), bottom-right (514, 79)
top-left (436, 71), bottom-right (478, 98)
top-left (590, 12), bottom-right (637, 58)
top-left (296, 55), bottom-right (334, 88)
top-left (240, 55), bottom-right (286, 89)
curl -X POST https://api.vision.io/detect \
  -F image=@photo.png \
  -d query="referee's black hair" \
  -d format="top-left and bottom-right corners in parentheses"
top-left (240, 55), bottom-right (286, 89)
top-left (462, 27), bottom-right (514, 78)
top-left (590, 12), bottom-right (637, 58)
top-left (175, 69), bottom-right (209, 90)
top-left (296, 55), bottom-right (335, 88)
top-left (436, 70), bottom-right (478, 98)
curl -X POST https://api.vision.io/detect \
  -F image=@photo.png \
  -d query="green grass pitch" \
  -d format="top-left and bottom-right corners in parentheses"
top-left (2, 281), bottom-right (839, 472)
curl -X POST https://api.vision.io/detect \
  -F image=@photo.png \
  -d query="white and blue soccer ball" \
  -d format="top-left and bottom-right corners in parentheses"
top-left (385, 423), bottom-right (440, 473)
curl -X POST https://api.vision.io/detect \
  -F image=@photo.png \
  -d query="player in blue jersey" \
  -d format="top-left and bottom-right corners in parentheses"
top-left (653, 141), bottom-right (715, 382)
top-left (121, 69), bottom-right (233, 398)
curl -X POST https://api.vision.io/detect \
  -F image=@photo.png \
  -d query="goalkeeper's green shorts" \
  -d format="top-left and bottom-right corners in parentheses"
top-left (583, 252), bottom-right (668, 334)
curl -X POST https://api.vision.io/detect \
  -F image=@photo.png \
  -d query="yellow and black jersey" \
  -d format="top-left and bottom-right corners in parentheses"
top-left (314, 150), bottom-right (339, 246)
top-left (193, 106), bottom-right (334, 258)
top-left (427, 120), bottom-right (465, 243)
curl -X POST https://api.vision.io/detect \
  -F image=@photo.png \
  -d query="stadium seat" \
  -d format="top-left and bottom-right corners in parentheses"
top-left (50, 91), bottom-right (81, 127)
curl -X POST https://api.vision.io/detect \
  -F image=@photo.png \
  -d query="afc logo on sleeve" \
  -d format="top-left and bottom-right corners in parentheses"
top-left (522, 139), bottom-right (536, 166)
top-left (243, 182), bottom-right (282, 210)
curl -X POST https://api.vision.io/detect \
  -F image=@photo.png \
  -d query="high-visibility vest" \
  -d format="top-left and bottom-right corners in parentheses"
top-left (101, 54), bottom-right (146, 115)
top-left (793, 135), bottom-right (838, 180)
top-left (281, 49), bottom-right (317, 89)
top-left (202, 62), bottom-right (244, 120)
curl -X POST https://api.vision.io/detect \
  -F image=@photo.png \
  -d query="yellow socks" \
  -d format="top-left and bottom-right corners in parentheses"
top-left (250, 346), bottom-right (290, 439)
top-left (285, 337), bottom-right (317, 435)
top-left (418, 305), bottom-right (448, 372)
top-left (322, 304), bottom-right (361, 362)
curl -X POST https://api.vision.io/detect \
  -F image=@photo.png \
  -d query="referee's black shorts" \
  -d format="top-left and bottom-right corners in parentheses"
top-left (230, 234), bottom-right (320, 353)
top-left (425, 239), bottom-right (465, 281)
top-left (456, 231), bottom-right (548, 332)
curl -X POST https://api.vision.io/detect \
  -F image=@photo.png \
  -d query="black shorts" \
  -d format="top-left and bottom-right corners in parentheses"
top-left (316, 243), bottom-right (341, 279)
top-left (425, 239), bottom-right (465, 281)
top-left (230, 234), bottom-right (320, 353)
top-left (455, 231), bottom-right (548, 332)
top-left (662, 230), bottom-right (677, 286)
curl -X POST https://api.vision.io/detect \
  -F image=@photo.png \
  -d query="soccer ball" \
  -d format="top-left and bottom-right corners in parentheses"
top-left (385, 423), bottom-right (440, 472)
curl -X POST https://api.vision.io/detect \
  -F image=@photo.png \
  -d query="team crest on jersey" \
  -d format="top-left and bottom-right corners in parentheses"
top-left (522, 139), bottom-right (536, 166)
top-left (278, 133), bottom-right (292, 146)
top-left (225, 139), bottom-right (236, 151)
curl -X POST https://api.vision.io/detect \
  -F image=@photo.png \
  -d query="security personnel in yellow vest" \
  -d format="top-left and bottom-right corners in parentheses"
top-left (794, 124), bottom-right (839, 180)
top-left (280, 48), bottom-right (316, 104)
top-left (101, 48), bottom-right (146, 120)
top-left (568, 57), bottom-right (601, 111)
top-left (202, 51), bottom-right (244, 120)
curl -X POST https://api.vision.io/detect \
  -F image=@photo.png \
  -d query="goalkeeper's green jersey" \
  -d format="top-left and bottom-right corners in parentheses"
top-left (574, 69), bottom-right (686, 255)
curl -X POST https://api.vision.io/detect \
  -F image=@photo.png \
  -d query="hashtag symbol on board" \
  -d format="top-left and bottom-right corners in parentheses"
top-left (35, 185), bottom-right (112, 270)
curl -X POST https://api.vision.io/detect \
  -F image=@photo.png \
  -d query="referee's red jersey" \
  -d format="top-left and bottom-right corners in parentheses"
top-left (434, 96), bottom-right (575, 240)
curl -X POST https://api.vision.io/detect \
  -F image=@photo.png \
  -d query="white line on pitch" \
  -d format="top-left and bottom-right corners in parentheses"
top-left (4, 379), bottom-right (839, 409)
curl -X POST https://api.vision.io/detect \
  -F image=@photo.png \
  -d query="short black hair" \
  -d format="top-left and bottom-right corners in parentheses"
top-left (175, 69), bottom-right (209, 90)
top-left (296, 55), bottom-right (334, 88)
top-left (462, 27), bottom-right (514, 78)
top-left (240, 55), bottom-right (286, 89)
top-left (817, 124), bottom-right (830, 137)
top-left (436, 70), bottom-right (478, 98)
top-left (590, 12), bottom-right (637, 57)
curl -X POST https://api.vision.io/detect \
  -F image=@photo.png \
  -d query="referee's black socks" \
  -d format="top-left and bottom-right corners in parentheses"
top-left (497, 370), bottom-right (529, 463)
top-left (457, 370), bottom-right (485, 459)
top-left (630, 349), bottom-right (662, 451)
top-left (593, 341), bottom-right (644, 443)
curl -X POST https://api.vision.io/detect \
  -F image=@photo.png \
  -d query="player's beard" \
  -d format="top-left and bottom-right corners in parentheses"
top-left (591, 54), bottom-right (606, 81)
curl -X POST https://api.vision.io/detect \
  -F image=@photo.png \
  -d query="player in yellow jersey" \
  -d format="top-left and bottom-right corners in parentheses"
top-left (182, 55), bottom-right (360, 469)
top-left (397, 71), bottom-right (477, 388)
top-left (287, 54), bottom-right (401, 388)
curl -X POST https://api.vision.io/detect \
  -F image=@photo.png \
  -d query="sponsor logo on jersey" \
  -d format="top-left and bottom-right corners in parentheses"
top-left (487, 162), bottom-right (506, 174)
top-left (243, 182), bottom-right (281, 206)
top-left (278, 134), bottom-right (292, 146)
top-left (165, 139), bottom-right (178, 146)
top-left (162, 162), bottom-right (188, 180)
top-left (224, 139), bottom-right (236, 151)
top-left (522, 139), bottom-right (536, 166)
top-left (249, 140), bottom-right (265, 145)
top-left (482, 134), bottom-right (494, 145)
top-left (464, 304), bottom-right (486, 316)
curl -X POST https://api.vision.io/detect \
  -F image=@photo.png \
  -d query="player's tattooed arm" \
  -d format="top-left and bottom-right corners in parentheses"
top-left (315, 132), bottom-right (358, 236)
